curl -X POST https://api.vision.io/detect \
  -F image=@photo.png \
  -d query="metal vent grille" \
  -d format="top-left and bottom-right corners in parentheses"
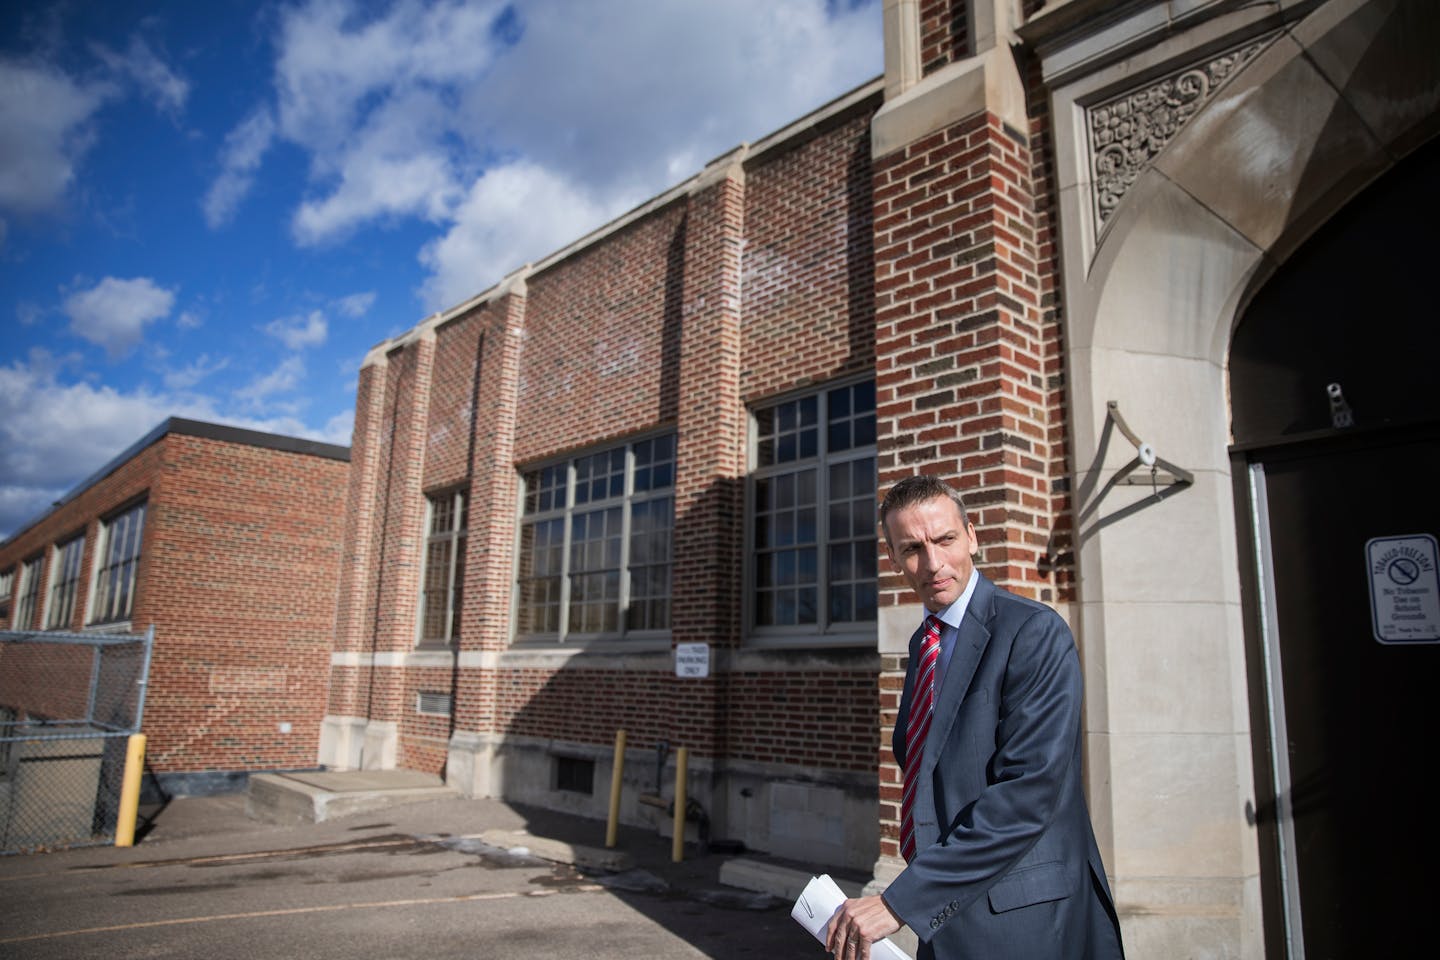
top-left (416, 691), bottom-right (452, 716)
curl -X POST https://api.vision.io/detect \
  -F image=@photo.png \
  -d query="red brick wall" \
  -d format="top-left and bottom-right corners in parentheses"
top-left (460, 293), bottom-right (522, 658)
top-left (0, 642), bottom-right (93, 721)
top-left (395, 665), bottom-right (455, 774)
top-left (873, 112), bottom-right (1059, 601)
top-left (728, 667), bottom-right (878, 769)
top-left (741, 106), bottom-right (878, 402)
top-left (140, 434), bottom-right (347, 773)
top-left (1020, 35), bottom-right (1074, 601)
top-left (495, 667), bottom-right (675, 746)
top-left (332, 99), bottom-right (887, 781)
top-left (515, 203), bottom-right (688, 465)
top-left (0, 426), bottom-right (348, 777)
top-left (424, 314), bottom-right (484, 491)
top-left (333, 360), bottom-right (389, 661)
top-left (919, 0), bottom-right (968, 76)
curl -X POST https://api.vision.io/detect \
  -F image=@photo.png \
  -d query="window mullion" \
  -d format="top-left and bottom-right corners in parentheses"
top-left (618, 448), bottom-right (635, 637)
top-left (445, 491), bottom-right (460, 645)
top-left (558, 460), bottom-right (575, 642)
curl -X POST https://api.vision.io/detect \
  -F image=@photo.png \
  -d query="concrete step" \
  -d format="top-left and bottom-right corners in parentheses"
top-left (246, 770), bottom-right (459, 826)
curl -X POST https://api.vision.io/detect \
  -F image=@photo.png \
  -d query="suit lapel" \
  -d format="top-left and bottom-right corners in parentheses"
top-left (924, 574), bottom-right (994, 769)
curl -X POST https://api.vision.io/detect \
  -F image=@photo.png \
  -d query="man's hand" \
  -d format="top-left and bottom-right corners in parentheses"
top-left (825, 894), bottom-right (902, 959)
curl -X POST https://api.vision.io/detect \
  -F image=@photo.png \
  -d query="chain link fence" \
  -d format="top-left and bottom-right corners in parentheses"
top-left (0, 627), bottom-right (153, 854)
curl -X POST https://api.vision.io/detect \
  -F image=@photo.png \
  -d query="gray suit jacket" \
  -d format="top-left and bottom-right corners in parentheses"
top-left (882, 574), bottom-right (1123, 959)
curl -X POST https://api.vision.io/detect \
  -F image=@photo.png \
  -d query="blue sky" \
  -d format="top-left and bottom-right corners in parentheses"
top-left (0, 0), bottom-right (881, 539)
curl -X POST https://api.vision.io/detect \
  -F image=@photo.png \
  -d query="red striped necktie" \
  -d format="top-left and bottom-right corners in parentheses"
top-left (900, 614), bottom-right (942, 863)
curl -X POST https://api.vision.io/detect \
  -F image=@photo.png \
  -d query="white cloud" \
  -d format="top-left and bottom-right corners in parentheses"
top-left (254, 0), bottom-right (511, 241)
top-left (320, 409), bottom-right (355, 446)
top-left (91, 35), bottom-right (188, 114)
top-left (61, 276), bottom-right (176, 359)
top-left (0, 31), bottom-right (193, 224)
top-left (272, 0), bottom-right (507, 154)
top-left (335, 291), bottom-right (375, 317)
top-left (203, 106), bottom-right (276, 228)
top-left (264, 310), bottom-right (328, 350)
top-left (0, 57), bottom-right (108, 217)
top-left (162, 353), bottom-right (229, 390)
top-left (0, 350), bottom-right (349, 540)
top-left (293, 138), bottom-right (458, 244)
top-left (243, 0), bottom-right (879, 304)
top-left (236, 355), bottom-right (306, 405)
top-left (452, 0), bottom-right (880, 197)
top-left (419, 160), bottom-right (622, 310)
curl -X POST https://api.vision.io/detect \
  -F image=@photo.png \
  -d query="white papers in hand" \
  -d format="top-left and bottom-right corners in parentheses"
top-left (790, 874), bottom-right (914, 960)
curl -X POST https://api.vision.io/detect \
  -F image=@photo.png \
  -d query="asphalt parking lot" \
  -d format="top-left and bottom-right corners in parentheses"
top-left (0, 792), bottom-right (830, 959)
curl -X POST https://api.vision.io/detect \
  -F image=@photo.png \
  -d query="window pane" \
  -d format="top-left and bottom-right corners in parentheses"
top-left (825, 454), bottom-right (876, 626)
top-left (757, 396), bottom-right (818, 467)
top-left (830, 584), bottom-right (854, 623)
top-left (91, 502), bottom-right (145, 624)
top-left (421, 491), bottom-right (466, 644)
top-left (828, 381), bottom-right (877, 454)
top-left (47, 536), bottom-right (85, 629)
top-left (518, 437), bottom-right (673, 641)
top-left (855, 582), bottom-right (878, 622)
top-left (751, 383), bottom-right (877, 635)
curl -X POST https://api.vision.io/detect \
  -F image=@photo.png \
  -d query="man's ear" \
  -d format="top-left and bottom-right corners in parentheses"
top-left (967, 522), bottom-right (979, 556)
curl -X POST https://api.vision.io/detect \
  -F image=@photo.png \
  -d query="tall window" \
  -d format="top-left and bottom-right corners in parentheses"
top-left (517, 434), bottom-right (675, 641)
top-left (0, 568), bottom-right (12, 626)
top-left (751, 380), bottom-right (877, 634)
top-left (14, 555), bottom-right (43, 630)
top-left (90, 501), bottom-right (146, 625)
top-left (45, 535), bottom-right (85, 630)
top-left (420, 490), bottom-right (467, 646)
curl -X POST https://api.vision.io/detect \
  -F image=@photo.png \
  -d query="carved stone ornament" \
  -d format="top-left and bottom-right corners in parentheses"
top-left (1087, 37), bottom-right (1272, 236)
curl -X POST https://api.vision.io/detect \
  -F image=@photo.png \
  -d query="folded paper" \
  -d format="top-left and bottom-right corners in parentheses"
top-left (791, 874), bottom-right (913, 960)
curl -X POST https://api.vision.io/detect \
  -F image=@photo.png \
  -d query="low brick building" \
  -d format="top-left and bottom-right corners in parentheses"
top-left (0, 419), bottom-right (349, 796)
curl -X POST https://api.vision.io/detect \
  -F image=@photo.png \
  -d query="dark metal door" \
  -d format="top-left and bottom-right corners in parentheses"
top-left (1250, 425), bottom-right (1440, 958)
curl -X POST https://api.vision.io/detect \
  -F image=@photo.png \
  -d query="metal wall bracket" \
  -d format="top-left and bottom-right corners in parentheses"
top-left (1044, 400), bottom-right (1194, 570)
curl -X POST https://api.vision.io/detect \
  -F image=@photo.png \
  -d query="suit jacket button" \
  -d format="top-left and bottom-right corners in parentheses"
top-left (930, 919), bottom-right (940, 930)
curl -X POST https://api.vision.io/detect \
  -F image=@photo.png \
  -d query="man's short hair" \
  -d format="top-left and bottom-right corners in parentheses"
top-left (878, 475), bottom-right (971, 544)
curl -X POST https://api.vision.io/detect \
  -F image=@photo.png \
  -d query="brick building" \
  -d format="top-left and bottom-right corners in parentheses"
top-left (323, 1), bottom-right (1436, 956)
top-left (0, 419), bottom-right (349, 796)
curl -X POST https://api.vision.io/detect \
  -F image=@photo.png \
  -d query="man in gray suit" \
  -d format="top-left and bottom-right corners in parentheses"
top-left (827, 475), bottom-right (1124, 959)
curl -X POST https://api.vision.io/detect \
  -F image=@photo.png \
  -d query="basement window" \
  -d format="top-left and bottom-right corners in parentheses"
top-left (554, 755), bottom-right (595, 795)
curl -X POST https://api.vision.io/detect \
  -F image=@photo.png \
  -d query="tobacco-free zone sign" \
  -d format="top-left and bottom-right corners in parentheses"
top-left (1366, 534), bottom-right (1440, 644)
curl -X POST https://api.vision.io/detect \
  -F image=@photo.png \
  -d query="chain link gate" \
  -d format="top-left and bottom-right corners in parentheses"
top-left (0, 627), bottom-right (153, 854)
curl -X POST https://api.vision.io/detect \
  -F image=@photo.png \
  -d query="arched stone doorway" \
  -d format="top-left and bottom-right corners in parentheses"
top-left (1036, 0), bottom-right (1439, 954)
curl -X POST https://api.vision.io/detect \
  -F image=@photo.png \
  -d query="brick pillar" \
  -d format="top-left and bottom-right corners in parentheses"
top-left (449, 272), bottom-right (527, 797)
top-left (360, 329), bottom-right (435, 769)
top-left (877, 116), bottom-right (1054, 593)
top-left (670, 150), bottom-right (747, 764)
top-left (320, 348), bottom-right (389, 769)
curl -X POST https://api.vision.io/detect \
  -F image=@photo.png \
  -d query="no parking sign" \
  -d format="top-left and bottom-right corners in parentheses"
top-left (1366, 534), bottom-right (1440, 644)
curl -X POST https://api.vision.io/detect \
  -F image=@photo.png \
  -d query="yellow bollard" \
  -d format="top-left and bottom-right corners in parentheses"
top-left (605, 729), bottom-right (627, 848)
top-left (114, 733), bottom-right (147, 848)
top-left (672, 746), bottom-right (688, 863)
